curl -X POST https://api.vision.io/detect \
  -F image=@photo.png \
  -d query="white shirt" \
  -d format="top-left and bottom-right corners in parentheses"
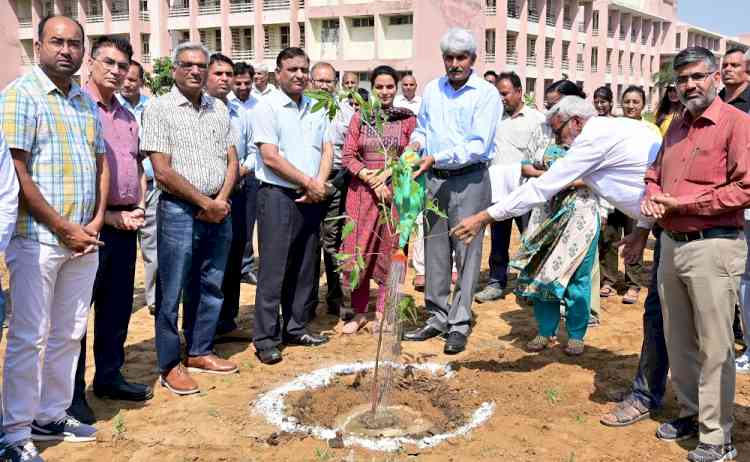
top-left (489, 105), bottom-right (549, 202)
top-left (0, 134), bottom-right (19, 251)
top-left (487, 116), bottom-right (662, 226)
top-left (251, 83), bottom-right (277, 100)
top-left (393, 94), bottom-right (422, 114)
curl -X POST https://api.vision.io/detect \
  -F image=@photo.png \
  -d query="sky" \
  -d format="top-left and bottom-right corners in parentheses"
top-left (676, 0), bottom-right (749, 37)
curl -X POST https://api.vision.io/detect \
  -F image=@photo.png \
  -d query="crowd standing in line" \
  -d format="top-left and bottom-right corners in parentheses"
top-left (0, 15), bottom-right (749, 462)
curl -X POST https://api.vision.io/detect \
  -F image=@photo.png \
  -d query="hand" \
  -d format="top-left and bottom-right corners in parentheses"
top-left (197, 198), bottom-right (230, 223)
top-left (239, 166), bottom-right (251, 177)
top-left (413, 155), bottom-right (435, 179)
top-left (58, 221), bottom-right (104, 254)
top-left (641, 195), bottom-right (666, 219)
top-left (374, 185), bottom-right (392, 204)
top-left (450, 211), bottom-right (492, 244)
top-left (616, 227), bottom-right (649, 265)
top-left (368, 170), bottom-right (390, 190)
top-left (651, 193), bottom-right (680, 216)
top-left (358, 168), bottom-right (377, 185)
top-left (296, 176), bottom-right (327, 203)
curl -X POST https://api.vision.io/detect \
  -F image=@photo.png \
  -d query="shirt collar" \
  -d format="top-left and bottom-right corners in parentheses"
top-left (117, 93), bottom-right (148, 111)
top-left (680, 96), bottom-right (723, 127)
top-left (170, 85), bottom-right (212, 110)
top-left (720, 83), bottom-right (750, 106)
top-left (32, 65), bottom-right (83, 100)
top-left (83, 80), bottom-right (121, 110)
top-left (273, 89), bottom-right (311, 112)
top-left (440, 70), bottom-right (481, 93)
top-left (227, 98), bottom-right (243, 117)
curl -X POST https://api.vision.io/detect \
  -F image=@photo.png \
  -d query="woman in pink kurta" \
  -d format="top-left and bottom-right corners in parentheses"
top-left (340, 65), bottom-right (417, 334)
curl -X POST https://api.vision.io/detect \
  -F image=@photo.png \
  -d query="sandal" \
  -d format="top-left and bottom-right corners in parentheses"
top-left (564, 339), bottom-right (585, 356)
top-left (600, 398), bottom-right (651, 427)
top-left (622, 287), bottom-right (640, 305)
top-left (600, 284), bottom-right (615, 298)
top-left (341, 314), bottom-right (368, 335)
top-left (526, 335), bottom-right (551, 352)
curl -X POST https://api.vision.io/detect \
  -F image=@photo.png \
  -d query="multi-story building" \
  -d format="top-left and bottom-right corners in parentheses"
top-left (4, 0), bottom-right (750, 108)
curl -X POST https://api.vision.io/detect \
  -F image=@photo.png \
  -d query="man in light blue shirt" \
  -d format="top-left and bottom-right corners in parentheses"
top-left (116, 60), bottom-right (158, 313)
top-left (251, 47), bottom-right (333, 365)
top-left (404, 28), bottom-right (501, 355)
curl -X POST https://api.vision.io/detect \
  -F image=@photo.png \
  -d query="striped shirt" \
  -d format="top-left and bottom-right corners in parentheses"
top-left (0, 66), bottom-right (105, 246)
top-left (140, 86), bottom-right (238, 196)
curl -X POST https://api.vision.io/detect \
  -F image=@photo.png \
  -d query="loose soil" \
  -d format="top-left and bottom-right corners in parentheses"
top-left (0, 231), bottom-right (749, 461)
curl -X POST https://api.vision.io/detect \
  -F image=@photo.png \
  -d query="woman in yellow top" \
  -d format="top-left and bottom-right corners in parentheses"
top-left (654, 84), bottom-right (683, 136)
top-left (621, 85), bottom-right (661, 135)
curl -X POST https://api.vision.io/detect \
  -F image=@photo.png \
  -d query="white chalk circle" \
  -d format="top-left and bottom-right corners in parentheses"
top-left (252, 361), bottom-right (496, 452)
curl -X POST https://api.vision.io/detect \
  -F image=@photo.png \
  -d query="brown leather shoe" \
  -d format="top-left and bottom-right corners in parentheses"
top-left (160, 364), bottom-right (199, 396)
top-left (413, 275), bottom-right (425, 292)
top-left (185, 354), bottom-right (239, 375)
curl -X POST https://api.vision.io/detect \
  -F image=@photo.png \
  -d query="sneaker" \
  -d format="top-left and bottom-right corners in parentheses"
top-left (2, 440), bottom-right (44, 461)
top-left (736, 353), bottom-right (750, 374)
top-left (31, 415), bottom-right (96, 442)
top-left (474, 285), bottom-right (505, 303)
top-left (588, 315), bottom-right (601, 327)
top-left (687, 442), bottom-right (737, 462)
top-left (656, 416), bottom-right (699, 442)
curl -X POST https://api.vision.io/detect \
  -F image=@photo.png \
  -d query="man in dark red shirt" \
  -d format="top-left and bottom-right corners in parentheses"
top-left (643, 46), bottom-right (750, 462)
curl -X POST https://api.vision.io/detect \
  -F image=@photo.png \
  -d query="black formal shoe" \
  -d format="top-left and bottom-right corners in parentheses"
top-left (403, 325), bottom-right (444, 342)
top-left (93, 376), bottom-right (154, 402)
top-left (444, 332), bottom-right (467, 355)
top-left (66, 396), bottom-right (95, 425)
top-left (284, 333), bottom-right (330, 346)
top-left (241, 272), bottom-right (258, 285)
top-left (326, 303), bottom-right (341, 317)
top-left (256, 347), bottom-right (282, 365)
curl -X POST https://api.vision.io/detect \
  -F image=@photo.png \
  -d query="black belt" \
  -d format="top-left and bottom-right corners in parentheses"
top-left (665, 226), bottom-right (741, 243)
top-left (432, 162), bottom-right (487, 179)
top-left (107, 204), bottom-right (138, 212)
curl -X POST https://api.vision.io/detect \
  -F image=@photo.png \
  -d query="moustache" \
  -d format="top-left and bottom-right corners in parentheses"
top-left (448, 67), bottom-right (463, 73)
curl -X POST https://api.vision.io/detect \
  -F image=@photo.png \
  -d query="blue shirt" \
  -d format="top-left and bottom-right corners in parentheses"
top-left (116, 93), bottom-right (153, 179)
top-left (410, 72), bottom-right (501, 169)
top-left (227, 98), bottom-right (256, 171)
top-left (252, 90), bottom-right (331, 189)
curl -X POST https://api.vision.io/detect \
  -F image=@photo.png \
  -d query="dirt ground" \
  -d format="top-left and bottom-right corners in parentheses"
top-left (1, 232), bottom-right (749, 462)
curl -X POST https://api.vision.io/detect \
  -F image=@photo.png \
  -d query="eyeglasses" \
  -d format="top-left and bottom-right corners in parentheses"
top-left (313, 79), bottom-right (335, 85)
top-left (46, 37), bottom-right (83, 52)
top-left (675, 72), bottom-right (713, 86)
top-left (176, 61), bottom-right (208, 71)
top-left (552, 118), bottom-right (572, 137)
top-left (96, 57), bottom-right (130, 72)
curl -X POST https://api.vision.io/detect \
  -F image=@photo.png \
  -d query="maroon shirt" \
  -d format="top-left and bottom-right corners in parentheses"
top-left (84, 82), bottom-right (141, 206)
top-left (645, 97), bottom-right (750, 232)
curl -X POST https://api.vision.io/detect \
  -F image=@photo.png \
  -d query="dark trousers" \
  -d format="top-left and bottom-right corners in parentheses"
top-left (240, 175), bottom-right (260, 277)
top-left (253, 184), bottom-right (323, 351)
top-left (487, 214), bottom-right (528, 289)
top-left (218, 183), bottom-right (250, 334)
top-left (155, 193), bottom-right (232, 372)
top-left (73, 224), bottom-right (138, 397)
top-left (630, 228), bottom-right (669, 409)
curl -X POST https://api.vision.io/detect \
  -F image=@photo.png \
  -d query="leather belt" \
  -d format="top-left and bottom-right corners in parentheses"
top-left (432, 162), bottom-right (487, 179)
top-left (665, 226), bottom-right (741, 243)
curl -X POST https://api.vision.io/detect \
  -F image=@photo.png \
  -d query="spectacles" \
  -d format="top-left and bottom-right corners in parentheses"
top-left (552, 118), bottom-right (572, 137)
top-left (675, 72), bottom-right (713, 86)
top-left (46, 37), bottom-right (83, 52)
top-left (313, 79), bottom-right (335, 85)
top-left (176, 61), bottom-right (208, 71)
top-left (96, 57), bottom-right (130, 72)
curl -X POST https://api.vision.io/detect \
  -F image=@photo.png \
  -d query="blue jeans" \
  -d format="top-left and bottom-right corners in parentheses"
top-left (240, 175), bottom-right (259, 277)
top-left (630, 228), bottom-right (669, 409)
top-left (155, 193), bottom-right (232, 372)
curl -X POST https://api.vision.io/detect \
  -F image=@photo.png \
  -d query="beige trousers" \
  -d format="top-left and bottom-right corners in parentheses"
top-left (658, 232), bottom-right (746, 445)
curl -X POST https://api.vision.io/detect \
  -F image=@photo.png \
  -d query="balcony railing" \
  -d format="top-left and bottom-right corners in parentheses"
top-left (561, 59), bottom-right (570, 70)
top-left (111, 10), bottom-right (129, 21)
top-left (142, 53), bottom-right (151, 63)
top-left (486, 5), bottom-right (496, 15)
top-left (592, 65), bottom-right (598, 73)
top-left (619, 32), bottom-right (626, 40)
top-left (299, 0), bottom-right (304, 8)
top-left (576, 61), bottom-right (584, 71)
top-left (592, 27), bottom-right (599, 36)
top-left (87, 14), bottom-right (104, 22)
top-left (641, 37), bottom-right (647, 45)
top-left (578, 22), bottom-right (585, 32)
top-left (169, 7), bottom-right (189, 16)
top-left (230, 0), bottom-right (253, 13)
top-left (19, 17), bottom-right (32, 28)
top-left (507, 7), bottom-right (519, 18)
top-left (22, 56), bottom-right (36, 65)
top-left (607, 30), bottom-right (614, 38)
top-left (506, 52), bottom-right (518, 64)
top-left (528, 11), bottom-right (539, 22)
top-left (526, 55), bottom-right (536, 65)
top-left (618, 65), bottom-right (623, 73)
top-left (264, 0), bottom-right (289, 10)
top-left (232, 49), bottom-right (255, 60)
top-left (264, 47), bottom-right (282, 58)
top-left (544, 57), bottom-right (553, 68)
top-left (563, 18), bottom-right (572, 29)
top-left (485, 53), bottom-right (496, 63)
top-left (139, 11), bottom-right (150, 21)
top-left (199, 1), bottom-right (220, 14)
top-left (606, 64), bottom-right (612, 73)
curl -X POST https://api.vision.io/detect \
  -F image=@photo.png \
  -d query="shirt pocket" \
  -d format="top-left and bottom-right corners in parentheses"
top-left (686, 147), bottom-right (726, 185)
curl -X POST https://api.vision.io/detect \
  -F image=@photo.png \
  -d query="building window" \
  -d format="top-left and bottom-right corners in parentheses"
top-left (321, 19), bottom-right (339, 44)
top-left (485, 29), bottom-right (496, 57)
top-left (299, 22), bottom-right (305, 49)
top-left (352, 17), bottom-right (374, 28)
top-left (280, 25), bottom-right (290, 49)
top-left (592, 10), bottom-right (599, 30)
top-left (675, 32), bottom-right (681, 49)
top-left (389, 14), bottom-right (413, 25)
top-left (141, 34), bottom-right (150, 55)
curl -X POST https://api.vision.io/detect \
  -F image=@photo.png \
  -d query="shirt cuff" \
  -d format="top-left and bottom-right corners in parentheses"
top-left (636, 217), bottom-right (655, 229)
top-left (675, 193), bottom-right (699, 215)
top-left (486, 201), bottom-right (508, 222)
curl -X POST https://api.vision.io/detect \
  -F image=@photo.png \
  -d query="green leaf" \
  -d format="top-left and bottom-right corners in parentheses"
top-left (356, 253), bottom-right (365, 270)
top-left (341, 221), bottom-right (355, 240)
top-left (334, 252), bottom-right (352, 262)
top-left (349, 265), bottom-right (360, 290)
top-left (311, 100), bottom-right (326, 113)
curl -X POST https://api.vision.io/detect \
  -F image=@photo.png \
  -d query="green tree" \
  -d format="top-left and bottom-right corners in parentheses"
top-left (651, 61), bottom-right (675, 89)
top-left (145, 57), bottom-right (174, 96)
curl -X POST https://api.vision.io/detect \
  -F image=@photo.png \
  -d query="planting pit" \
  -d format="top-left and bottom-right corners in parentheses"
top-left (253, 362), bottom-right (495, 452)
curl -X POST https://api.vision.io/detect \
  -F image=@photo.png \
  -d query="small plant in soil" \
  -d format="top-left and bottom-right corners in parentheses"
top-left (112, 413), bottom-right (126, 440)
top-left (544, 388), bottom-right (561, 405)
top-left (314, 447), bottom-right (334, 462)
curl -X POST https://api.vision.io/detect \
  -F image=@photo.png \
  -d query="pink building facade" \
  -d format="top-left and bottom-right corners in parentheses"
top-left (2, 0), bottom-right (749, 108)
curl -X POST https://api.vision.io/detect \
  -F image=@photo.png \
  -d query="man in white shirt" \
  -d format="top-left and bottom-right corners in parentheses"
top-left (476, 71), bottom-right (548, 302)
top-left (251, 63), bottom-right (277, 100)
top-left (452, 96), bottom-right (661, 244)
top-left (393, 74), bottom-right (422, 114)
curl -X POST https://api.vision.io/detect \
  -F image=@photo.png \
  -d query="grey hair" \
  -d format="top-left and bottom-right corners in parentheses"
top-left (172, 42), bottom-right (209, 64)
top-left (439, 28), bottom-right (477, 56)
top-left (745, 48), bottom-right (750, 61)
top-left (546, 96), bottom-right (597, 123)
top-left (673, 46), bottom-right (718, 72)
top-left (254, 63), bottom-right (269, 73)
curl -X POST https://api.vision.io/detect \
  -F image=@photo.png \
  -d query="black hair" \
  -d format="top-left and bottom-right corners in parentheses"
top-left (233, 61), bottom-right (255, 77)
top-left (38, 14), bottom-right (85, 43)
top-left (655, 86), bottom-right (683, 127)
top-left (208, 53), bottom-right (234, 70)
top-left (276, 47), bottom-right (309, 70)
top-left (593, 86), bottom-right (613, 103)
top-left (621, 85), bottom-right (646, 104)
top-left (673, 46), bottom-right (717, 72)
top-left (129, 59), bottom-right (144, 81)
top-left (483, 70), bottom-right (498, 79)
top-left (725, 47), bottom-right (747, 58)
top-left (357, 88), bottom-right (370, 100)
top-left (91, 35), bottom-right (133, 61)
top-left (370, 65), bottom-right (400, 84)
top-left (545, 79), bottom-right (586, 99)
top-left (497, 71), bottom-right (522, 90)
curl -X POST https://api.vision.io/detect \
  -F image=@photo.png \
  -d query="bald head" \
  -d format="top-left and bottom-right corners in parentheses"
top-left (36, 15), bottom-right (86, 82)
top-left (342, 71), bottom-right (359, 90)
top-left (311, 62), bottom-right (336, 94)
top-left (401, 74), bottom-right (417, 99)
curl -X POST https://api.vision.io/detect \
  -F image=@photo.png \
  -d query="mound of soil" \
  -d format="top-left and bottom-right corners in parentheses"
top-left (287, 366), bottom-right (489, 438)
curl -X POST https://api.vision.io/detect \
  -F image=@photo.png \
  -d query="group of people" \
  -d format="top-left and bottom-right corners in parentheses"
top-left (0, 13), bottom-right (749, 462)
